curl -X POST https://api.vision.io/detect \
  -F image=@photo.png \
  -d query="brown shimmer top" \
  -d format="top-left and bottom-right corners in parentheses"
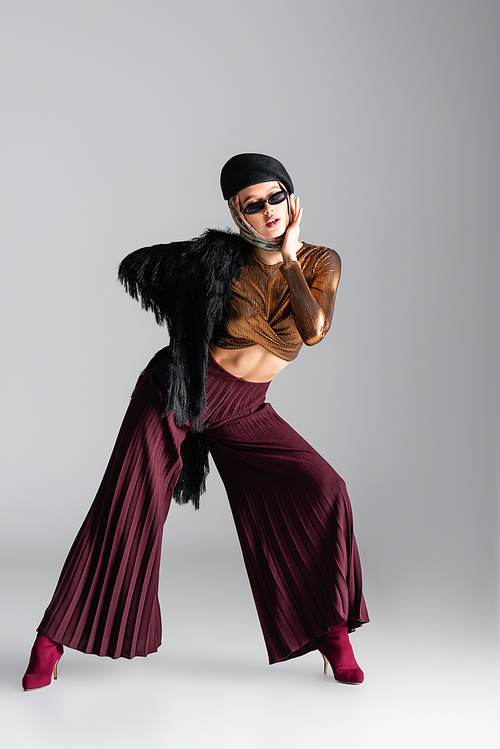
top-left (212, 243), bottom-right (341, 362)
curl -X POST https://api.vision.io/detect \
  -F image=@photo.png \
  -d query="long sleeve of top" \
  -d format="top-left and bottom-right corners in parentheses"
top-left (279, 254), bottom-right (340, 345)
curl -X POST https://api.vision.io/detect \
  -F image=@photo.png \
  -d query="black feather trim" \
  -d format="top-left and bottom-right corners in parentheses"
top-left (172, 432), bottom-right (210, 510)
top-left (119, 229), bottom-right (252, 508)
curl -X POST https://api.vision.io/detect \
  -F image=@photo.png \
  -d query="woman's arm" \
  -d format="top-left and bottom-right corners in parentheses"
top-left (280, 250), bottom-right (341, 345)
top-left (279, 195), bottom-right (341, 345)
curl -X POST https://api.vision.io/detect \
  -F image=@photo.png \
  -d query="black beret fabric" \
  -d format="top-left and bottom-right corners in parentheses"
top-left (220, 153), bottom-right (294, 200)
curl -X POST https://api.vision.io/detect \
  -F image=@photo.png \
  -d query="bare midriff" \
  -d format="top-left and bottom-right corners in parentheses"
top-left (209, 342), bottom-right (290, 382)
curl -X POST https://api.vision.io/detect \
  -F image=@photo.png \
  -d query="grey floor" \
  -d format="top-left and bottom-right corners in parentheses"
top-left (2, 545), bottom-right (498, 749)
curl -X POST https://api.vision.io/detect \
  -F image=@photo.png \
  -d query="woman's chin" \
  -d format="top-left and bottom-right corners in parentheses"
top-left (260, 228), bottom-right (286, 240)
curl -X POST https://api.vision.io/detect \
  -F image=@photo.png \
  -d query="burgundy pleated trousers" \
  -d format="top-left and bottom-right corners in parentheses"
top-left (38, 356), bottom-right (368, 663)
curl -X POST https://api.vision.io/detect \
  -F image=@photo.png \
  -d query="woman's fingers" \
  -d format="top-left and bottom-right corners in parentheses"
top-left (295, 198), bottom-right (303, 224)
top-left (289, 194), bottom-right (302, 225)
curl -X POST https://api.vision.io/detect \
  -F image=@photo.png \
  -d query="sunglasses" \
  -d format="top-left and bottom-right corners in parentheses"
top-left (241, 190), bottom-right (288, 215)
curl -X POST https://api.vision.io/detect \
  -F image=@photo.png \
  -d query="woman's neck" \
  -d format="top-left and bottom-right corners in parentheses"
top-left (252, 246), bottom-right (283, 266)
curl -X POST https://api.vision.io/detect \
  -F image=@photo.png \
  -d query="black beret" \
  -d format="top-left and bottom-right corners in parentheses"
top-left (220, 153), bottom-right (294, 200)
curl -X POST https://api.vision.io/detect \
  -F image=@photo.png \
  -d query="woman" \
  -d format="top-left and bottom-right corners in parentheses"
top-left (22, 153), bottom-right (369, 690)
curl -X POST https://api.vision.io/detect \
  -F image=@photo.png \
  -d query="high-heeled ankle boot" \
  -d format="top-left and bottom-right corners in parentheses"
top-left (22, 634), bottom-right (64, 691)
top-left (318, 623), bottom-right (364, 684)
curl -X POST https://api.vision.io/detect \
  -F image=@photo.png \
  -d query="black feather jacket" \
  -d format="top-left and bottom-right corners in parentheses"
top-left (118, 228), bottom-right (252, 509)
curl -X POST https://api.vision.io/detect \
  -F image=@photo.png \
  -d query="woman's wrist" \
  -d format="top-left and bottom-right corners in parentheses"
top-left (280, 238), bottom-right (299, 263)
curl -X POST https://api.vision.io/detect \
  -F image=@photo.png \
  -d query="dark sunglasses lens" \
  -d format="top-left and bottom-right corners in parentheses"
top-left (243, 191), bottom-right (287, 215)
top-left (268, 190), bottom-right (287, 205)
top-left (243, 201), bottom-right (265, 215)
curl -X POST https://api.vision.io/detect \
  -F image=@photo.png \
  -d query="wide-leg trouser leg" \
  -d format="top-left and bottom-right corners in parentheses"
top-left (205, 401), bottom-right (369, 665)
top-left (37, 363), bottom-right (187, 659)
top-left (37, 355), bottom-right (368, 663)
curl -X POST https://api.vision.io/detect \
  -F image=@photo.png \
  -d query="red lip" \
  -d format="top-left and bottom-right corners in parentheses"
top-left (266, 217), bottom-right (281, 228)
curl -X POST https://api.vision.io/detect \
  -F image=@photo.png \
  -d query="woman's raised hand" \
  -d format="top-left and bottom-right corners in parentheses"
top-left (281, 194), bottom-right (303, 263)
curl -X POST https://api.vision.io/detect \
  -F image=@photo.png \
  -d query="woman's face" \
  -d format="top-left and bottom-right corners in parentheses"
top-left (237, 181), bottom-right (288, 238)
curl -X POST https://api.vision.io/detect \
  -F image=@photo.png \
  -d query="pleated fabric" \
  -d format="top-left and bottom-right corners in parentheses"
top-left (38, 355), bottom-right (368, 662)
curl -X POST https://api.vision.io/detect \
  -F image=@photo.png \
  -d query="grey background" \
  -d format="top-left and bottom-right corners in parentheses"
top-left (1, 1), bottom-right (498, 747)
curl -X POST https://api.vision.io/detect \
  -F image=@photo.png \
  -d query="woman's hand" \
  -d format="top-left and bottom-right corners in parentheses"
top-left (280, 194), bottom-right (303, 263)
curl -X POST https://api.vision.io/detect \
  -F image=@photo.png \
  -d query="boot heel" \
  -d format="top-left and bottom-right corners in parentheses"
top-left (318, 623), bottom-right (364, 685)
